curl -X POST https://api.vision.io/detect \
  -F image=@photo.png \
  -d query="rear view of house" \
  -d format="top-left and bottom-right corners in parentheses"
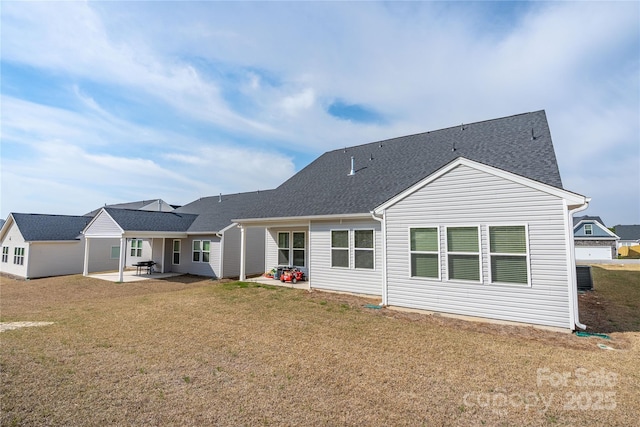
top-left (236, 111), bottom-right (589, 330)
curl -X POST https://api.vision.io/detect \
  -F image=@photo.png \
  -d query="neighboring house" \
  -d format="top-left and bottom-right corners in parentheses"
top-left (573, 216), bottom-right (619, 260)
top-left (84, 199), bottom-right (177, 217)
top-left (82, 191), bottom-right (272, 281)
top-left (234, 110), bottom-right (589, 331)
top-left (614, 224), bottom-right (640, 248)
top-left (0, 213), bottom-right (92, 279)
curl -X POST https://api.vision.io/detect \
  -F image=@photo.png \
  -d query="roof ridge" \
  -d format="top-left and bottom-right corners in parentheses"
top-left (325, 110), bottom-right (545, 154)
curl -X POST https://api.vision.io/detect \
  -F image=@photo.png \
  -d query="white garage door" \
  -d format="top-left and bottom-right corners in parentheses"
top-left (575, 246), bottom-right (612, 260)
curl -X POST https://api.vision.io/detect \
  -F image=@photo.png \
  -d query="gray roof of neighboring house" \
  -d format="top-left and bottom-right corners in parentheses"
top-left (240, 110), bottom-right (564, 219)
top-left (614, 224), bottom-right (640, 241)
top-left (573, 215), bottom-right (606, 227)
top-left (11, 213), bottom-right (92, 241)
top-left (103, 208), bottom-right (197, 232)
top-left (85, 199), bottom-right (176, 217)
top-left (175, 190), bottom-right (276, 232)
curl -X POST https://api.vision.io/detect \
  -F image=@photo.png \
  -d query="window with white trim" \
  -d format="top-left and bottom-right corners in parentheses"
top-left (277, 232), bottom-right (290, 265)
top-left (331, 230), bottom-right (349, 268)
top-left (446, 227), bottom-right (480, 281)
top-left (489, 225), bottom-right (529, 285)
top-left (410, 228), bottom-right (439, 278)
top-left (192, 240), bottom-right (210, 263)
top-left (2, 246), bottom-right (8, 263)
top-left (292, 232), bottom-right (305, 267)
top-left (13, 247), bottom-right (25, 265)
top-left (173, 240), bottom-right (181, 265)
top-left (130, 239), bottom-right (142, 257)
top-left (354, 229), bottom-right (374, 269)
top-left (584, 224), bottom-right (593, 235)
top-left (110, 246), bottom-right (120, 259)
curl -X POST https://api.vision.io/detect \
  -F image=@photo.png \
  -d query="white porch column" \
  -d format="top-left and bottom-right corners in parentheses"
top-left (239, 225), bottom-right (246, 281)
top-left (118, 237), bottom-right (126, 282)
top-left (83, 237), bottom-right (90, 276)
top-left (161, 238), bottom-right (166, 273)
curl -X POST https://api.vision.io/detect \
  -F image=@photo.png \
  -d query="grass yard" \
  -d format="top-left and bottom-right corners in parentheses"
top-left (1, 268), bottom-right (639, 426)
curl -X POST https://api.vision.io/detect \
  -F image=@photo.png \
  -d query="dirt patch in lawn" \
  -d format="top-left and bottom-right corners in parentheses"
top-left (1, 274), bottom-right (638, 426)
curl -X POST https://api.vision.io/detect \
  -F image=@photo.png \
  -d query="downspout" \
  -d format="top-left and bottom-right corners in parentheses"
top-left (216, 232), bottom-right (223, 279)
top-left (370, 210), bottom-right (387, 306)
top-left (567, 198), bottom-right (591, 330)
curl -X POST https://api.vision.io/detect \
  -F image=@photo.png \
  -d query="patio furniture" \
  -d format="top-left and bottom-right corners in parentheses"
top-left (133, 261), bottom-right (156, 275)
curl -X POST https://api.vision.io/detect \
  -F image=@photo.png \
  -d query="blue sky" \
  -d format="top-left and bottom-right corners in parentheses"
top-left (1, 1), bottom-right (638, 226)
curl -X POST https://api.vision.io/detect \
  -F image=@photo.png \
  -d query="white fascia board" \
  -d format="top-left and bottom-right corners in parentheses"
top-left (82, 208), bottom-right (124, 236)
top-left (374, 157), bottom-right (587, 213)
top-left (233, 212), bottom-right (371, 226)
top-left (0, 214), bottom-right (16, 241)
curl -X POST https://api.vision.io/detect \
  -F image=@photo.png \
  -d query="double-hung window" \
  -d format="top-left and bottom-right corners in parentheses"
top-left (172, 240), bottom-right (181, 265)
top-left (446, 227), bottom-right (480, 281)
top-left (489, 225), bottom-right (529, 285)
top-left (331, 230), bottom-right (349, 268)
top-left (410, 228), bottom-right (439, 278)
top-left (192, 240), bottom-right (210, 263)
top-left (2, 246), bottom-right (8, 263)
top-left (278, 232), bottom-right (290, 265)
top-left (130, 239), bottom-right (142, 257)
top-left (354, 230), bottom-right (374, 269)
top-left (292, 232), bottom-right (305, 267)
top-left (13, 247), bottom-right (25, 265)
top-left (584, 224), bottom-right (593, 235)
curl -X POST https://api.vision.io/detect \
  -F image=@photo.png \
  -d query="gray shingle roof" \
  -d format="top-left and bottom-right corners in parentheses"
top-left (614, 225), bottom-right (640, 241)
top-left (12, 213), bottom-right (92, 241)
top-left (85, 199), bottom-right (175, 217)
top-left (573, 215), bottom-right (606, 227)
top-left (104, 208), bottom-right (197, 232)
top-left (241, 110), bottom-right (563, 219)
top-left (175, 190), bottom-right (275, 232)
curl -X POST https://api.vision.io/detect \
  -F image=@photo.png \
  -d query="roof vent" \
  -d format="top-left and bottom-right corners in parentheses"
top-left (369, 153), bottom-right (374, 161)
top-left (531, 128), bottom-right (536, 141)
top-left (451, 142), bottom-right (457, 152)
top-left (348, 156), bottom-right (355, 176)
top-left (218, 193), bottom-right (222, 203)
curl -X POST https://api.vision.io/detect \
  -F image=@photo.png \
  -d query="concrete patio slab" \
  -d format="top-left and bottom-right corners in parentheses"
top-left (89, 270), bottom-right (184, 283)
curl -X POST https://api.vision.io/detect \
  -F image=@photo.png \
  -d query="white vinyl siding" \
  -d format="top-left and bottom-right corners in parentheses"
top-left (83, 211), bottom-right (122, 236)
top-left (385, 164), bottom-right (573, 329)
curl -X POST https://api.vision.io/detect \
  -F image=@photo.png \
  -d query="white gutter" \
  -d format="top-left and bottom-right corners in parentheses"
top-left (370, 210), bottom-right (388, 306)
top-left (566, 197), bottom-right (591, 331)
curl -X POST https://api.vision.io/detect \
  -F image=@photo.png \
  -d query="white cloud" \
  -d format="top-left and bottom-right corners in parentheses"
top-left (1, 1), bottom-right (638, 224)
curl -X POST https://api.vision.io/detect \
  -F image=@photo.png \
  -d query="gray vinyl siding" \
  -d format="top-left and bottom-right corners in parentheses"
top-left (223, 226), bottom-right (266, 278)
top-left (28, 241), bottom-right (85, 278)
top-left (385, 164), bottom-right (572, 329)
top-left (84, 211), bottom-right (122, 236)
top-left (87, 238), bottom-right (120, 273)
top-left (170, 236), bottom-right (221, 277)
top-left (309, 219), bottom-right (382, 296)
